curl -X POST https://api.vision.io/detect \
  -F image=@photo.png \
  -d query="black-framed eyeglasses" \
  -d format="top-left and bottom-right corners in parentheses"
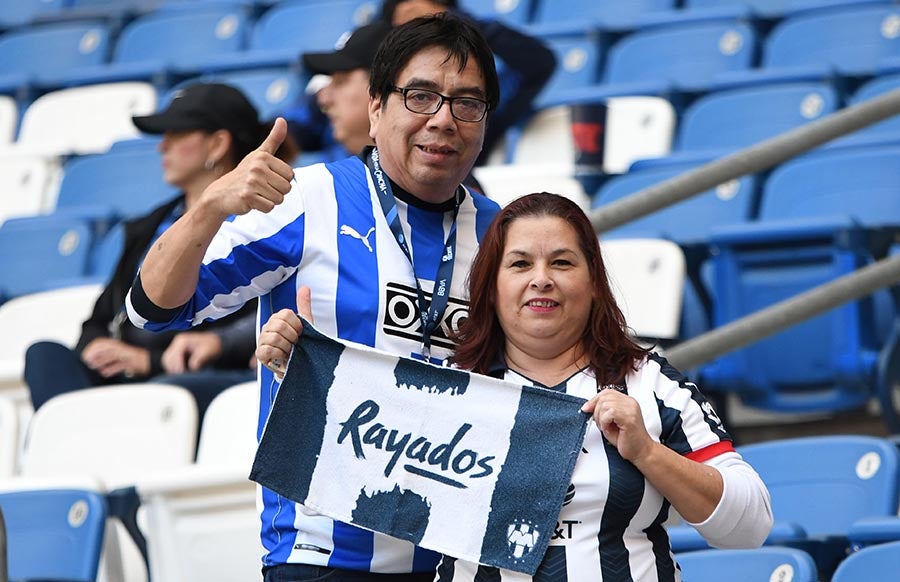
top-left (392, 86), bottom-right (490, 123)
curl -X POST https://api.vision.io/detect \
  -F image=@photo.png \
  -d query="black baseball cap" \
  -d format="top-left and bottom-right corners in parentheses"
top-left (132, 83), bottom-right (262, 149)
top-left (302, 21), bottom-right (392, 75)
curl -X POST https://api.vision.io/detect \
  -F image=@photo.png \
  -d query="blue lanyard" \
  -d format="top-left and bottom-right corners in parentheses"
top-left (366, 148), bottom-right (460, 358)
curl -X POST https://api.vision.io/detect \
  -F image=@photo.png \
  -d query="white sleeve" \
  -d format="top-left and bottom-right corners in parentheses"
top-left (686, 451), bottom-right (773, 548)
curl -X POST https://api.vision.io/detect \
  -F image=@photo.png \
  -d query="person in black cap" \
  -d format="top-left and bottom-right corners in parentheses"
top-left (24, 83), bottom-right (296, 430)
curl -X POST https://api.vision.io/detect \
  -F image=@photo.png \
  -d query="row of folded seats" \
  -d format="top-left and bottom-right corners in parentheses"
top-left (3, 393), bottom-right (900, 582)
top-left (4, 1), bottom-right (900, 124)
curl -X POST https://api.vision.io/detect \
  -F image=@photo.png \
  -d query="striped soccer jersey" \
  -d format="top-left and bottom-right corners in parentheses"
top-left (127, 154), bottom-right (500, 572)
top-left (436, 353), bottom-right (735, 582)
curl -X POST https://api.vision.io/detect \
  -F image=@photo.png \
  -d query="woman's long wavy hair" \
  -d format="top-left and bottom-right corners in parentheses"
top-left (450, 192), bottom-right (649, 384)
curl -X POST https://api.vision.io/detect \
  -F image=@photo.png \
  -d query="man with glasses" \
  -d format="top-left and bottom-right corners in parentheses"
top-left (126, 13), bottom-right (501, 582)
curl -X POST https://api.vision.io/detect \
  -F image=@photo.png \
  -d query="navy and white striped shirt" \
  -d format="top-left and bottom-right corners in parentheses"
top-left (435, 354), bottom-right (769, 582)
top-left (127, 153), bottom-right (500, 572)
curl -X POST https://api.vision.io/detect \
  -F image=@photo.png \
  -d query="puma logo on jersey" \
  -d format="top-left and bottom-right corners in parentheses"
top-left (340, 224), bottom-right (376, 253)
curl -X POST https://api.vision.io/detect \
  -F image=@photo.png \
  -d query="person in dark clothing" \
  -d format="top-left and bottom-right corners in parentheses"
top-left (24, 83), bottom-right (297, 423)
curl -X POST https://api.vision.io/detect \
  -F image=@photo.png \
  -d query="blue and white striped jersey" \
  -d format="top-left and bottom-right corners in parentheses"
top-left (436, 354), bottom-right (758, 582)
top-left (127, 153), bottom-right (500, 573)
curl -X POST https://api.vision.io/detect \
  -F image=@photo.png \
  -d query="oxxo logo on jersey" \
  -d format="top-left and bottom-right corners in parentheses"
top-left (337, 399), bottom-right (496, 488)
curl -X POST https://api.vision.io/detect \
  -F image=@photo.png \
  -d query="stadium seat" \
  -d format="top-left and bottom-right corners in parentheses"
top-left (601, 238), bottom-right (686, 341)
top-left (0, 398), bottom-right (15, 479)
top-left (0, 215), bottom-right (95, 301)
top-left (63, 6), bottom-right (251, 87)
top-left (53, 146), bottom-right (178, 223)
top-left (531, 0), bottom-right (677, 35)
top-left (0, 0), bottom-right (67, 29)
top-left (669, 435), bottom-right (900, 573)
top-left (198, 0), bottom-right (374, 73)
top-left (135, 381), bottom-right (260, 582)
top-left (685, 0), bottom-right (880, 19)
top-left (830, 73), bottom-right (900, 148)
top-left (533, 35), bottom-right (605, 107)
top-left (0, 21), bottom-right (110, 95)
top-left (14, 82), bottom-right (157, 157)
top-left (0, 152), bottom-right (62, 224)
top-left (458, 0), bottom-right (534, 26)
top-left (173, 67), bottom-right (304, 120)
top-left (676, 547), bottom-right (817, 582)
top-left (833, 539), bottom-right (900, 579)
top-left (545, 19), bottom-right (758, 108)
top-left (0, 488), bottom-right (106, 582)
top-left (632, 81), bottom-right (839, 171)
top-left (0, 95), bottom-right (15, 144)
top-left (714, 4), bottom-right (900, 89)
top-left (701, 145), bottom-right (900, 428)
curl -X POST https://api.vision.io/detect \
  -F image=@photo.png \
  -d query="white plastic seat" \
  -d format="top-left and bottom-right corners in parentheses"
top-left (601, 238), bottom-right (686, 340)
top-left (0, 95), bottom-right (16, 145)
top-left (472, 164), bottom-right (590, 210)
top-left (15, 82), bottom-right (157, 156)
top-left (0, 397), bottom-right (16, 479)
top-left (136, 381), bottom-right (262, 582)
top-left (0, 151), bottom-right (62, 224)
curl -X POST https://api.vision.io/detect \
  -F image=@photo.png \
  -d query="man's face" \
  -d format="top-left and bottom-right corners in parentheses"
top-left (368, 45), bottom-right (487, 203)
top-left (317, 68), bottom-right (373, 155)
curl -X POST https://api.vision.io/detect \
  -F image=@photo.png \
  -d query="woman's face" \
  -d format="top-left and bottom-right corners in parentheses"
top-left (495, 215), bottom-right (594, 360)
top-left (158, 130), bottom-right (215, 189)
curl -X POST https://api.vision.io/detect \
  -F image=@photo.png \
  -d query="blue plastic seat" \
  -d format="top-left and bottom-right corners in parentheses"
top-left (0, 215), bottom-right (94, 301)
top-left (633, 81), bottom-right (840, 171)
top-left (0, 488), bottom-right (107, 582)
top-left (669, 435), bottom-right (900, 575)
top-left (458, 0), bottom-right (534, 26)
top-left (0, 0), bottom-right (68, 29)
top-left (64, 6), bottom-right (251, 87)
top-left (701, 145), bottom-right (900, 427)
top-left (0, 22), bottom-right (110, 94)
top-left (830, 73), bottom-right (900, 148)
top-left (545, 19), bottom-right (757, 107)
top-left (197, 0), bottom-right (373, 73)
top-left (833, 540), bottom-right (900, 581)
top-left (685, 0), bottom-right (882, 19)
top-left (54, 148), bottom-right (178, 224)
top-left (530, 0), bottom-right (676, 34)
top-left (714, 4), bottom-right (900, 90)
top-left (176, 67), bottom-right (304, 119)
top-left (533, 36), bottom-right (605, 107)
top-left (676, 547), bottom-right (817, 582)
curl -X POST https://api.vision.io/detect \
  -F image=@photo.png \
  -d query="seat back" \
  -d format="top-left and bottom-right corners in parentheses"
top-left (0, 397), bottom-right (16, 479)
top-left (676, 547), bottom-right (817, 582)
top-left (0, 95), bottom-right (15, 145)
top-left (55, 147), bottom-right (178, 221)
top-left (601, 238), bottom-right (685, 340)
top-left (0, 488), bottom-right (106, 582)
top-left (832, 540), bottom-right (900, 581)
top-left (677, 82), bottom-right (838, 153)
top-left (535, 35), bottom-right (604, 103)
top-left (842, 73), bottom-right (900, 146)
top-left (251, 0), bottom-right (370, 55)
top-left (764, 4), bottom-right (900, 75)
top-left (0, 284), bottom-right (102, 385)
top-left (186, 67), bottom-right (304, 120)
top-left (0, 152), bottom-right (61, 223)
top-left (0, 216), bottom-right (94, 300)
top-left (760, 146), bottom-right (900, 225)
top-left (113, 6), bottom-right (249, 68)
top-left (0, 21), bottom-right (109, 81)
top-left (687, 0), bottom-right (875, 17)
top-left (739, 436), bottom-right (900, 537)
top-left (21, 384), bottom-right (198, 486)
top-left (17, 82), bottom-right (157, 157)
top-left (0, 0), bottom-right (67, 28)
top-left (605, 20), bottom-right (756, 89)
top-left (593, 164), bottom-right (758, 245)
top-left (196, 381), bottom-right (258, 466)
top-left (458, 0), bottom-right (533, 25)
top-left (534, 0), bottom-right (675, 28)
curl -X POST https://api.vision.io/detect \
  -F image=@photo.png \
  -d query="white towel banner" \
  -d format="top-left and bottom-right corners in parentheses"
top-left (251, 322), bottom-right (589, 575)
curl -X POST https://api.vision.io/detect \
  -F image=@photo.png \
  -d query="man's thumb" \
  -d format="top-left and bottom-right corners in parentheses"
top-left (296, 285), bottom-right (313, 324)
top-left (257, 117), bottom-right (287, 155)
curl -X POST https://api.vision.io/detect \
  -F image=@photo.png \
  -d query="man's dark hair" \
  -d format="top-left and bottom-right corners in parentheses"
top-left (369, 12), bottom-right (500, 114)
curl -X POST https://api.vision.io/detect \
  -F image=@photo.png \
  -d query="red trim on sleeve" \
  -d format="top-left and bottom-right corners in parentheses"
top-left (686, 440), bottom-right (735, 463)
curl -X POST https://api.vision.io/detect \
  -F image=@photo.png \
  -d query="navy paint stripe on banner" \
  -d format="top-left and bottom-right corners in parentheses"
top-left (250, 321), bottom-right (344, 503)
top-left (480, 384), bottom-right (588, 575)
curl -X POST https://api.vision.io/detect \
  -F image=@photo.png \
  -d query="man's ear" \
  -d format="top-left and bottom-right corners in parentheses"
top-left (368, 95), bottom-right (383, 141)
top-left (209, 129), bottom-right (233, 163)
